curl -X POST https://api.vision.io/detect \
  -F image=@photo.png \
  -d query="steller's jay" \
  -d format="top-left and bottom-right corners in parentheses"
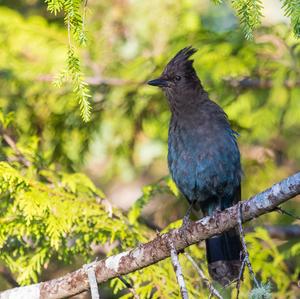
top-left (148, 47), bottom-right (242, 286)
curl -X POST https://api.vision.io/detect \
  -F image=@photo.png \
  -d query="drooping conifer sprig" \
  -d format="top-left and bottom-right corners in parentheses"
top-left (214, 0), bottom-right (300, 40)
top-left (280, 0), bottom-right (300, 38)
top-left (66, 46), bottom-right (91, 122)
top-left (45, 0), bottom-right (91, 122)
top-left (232, 0), bottom-right (263, 40)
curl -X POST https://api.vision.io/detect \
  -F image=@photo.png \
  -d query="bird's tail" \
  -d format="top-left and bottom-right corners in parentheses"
top-left (205, 227), bottom-right (242, 286)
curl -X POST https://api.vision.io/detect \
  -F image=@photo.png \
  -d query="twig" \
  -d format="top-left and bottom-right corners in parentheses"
top-left (2, 133), bottom-right (31, 167)
top-left (118, 276), bottom-right (140, 299)
top-left (83, 262), bottom-right (100, 299)
top-left (184, 253), bottom-right (222, 299)
top-left (275, 207), bottom-right (300, 220)
top-left (235, 258), bottom-right (246, 299)
top-left (169, 238), bottom-right (189, 299)
top-left (237, 203), bottom-right (259, 288)
top-left (0, 266), bottom-right (19, 288)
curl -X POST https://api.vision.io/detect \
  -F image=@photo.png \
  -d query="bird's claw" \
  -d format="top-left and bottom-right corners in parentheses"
top-left (180, 200), bottom-right (195, 231)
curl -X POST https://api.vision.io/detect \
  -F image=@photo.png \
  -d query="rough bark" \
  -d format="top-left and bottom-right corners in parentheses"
top-left (0, 172), bottom-right (299, 299)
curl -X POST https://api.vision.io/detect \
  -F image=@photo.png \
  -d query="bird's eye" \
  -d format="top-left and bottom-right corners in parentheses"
top-left (175, 75), bottom-right (181, 81)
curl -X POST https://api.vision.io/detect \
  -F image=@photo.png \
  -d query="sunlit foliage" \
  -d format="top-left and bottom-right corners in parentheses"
top-left (0, 0), bottom-right (300, 298)
top-left (45, 0), bottom-right (91, 121)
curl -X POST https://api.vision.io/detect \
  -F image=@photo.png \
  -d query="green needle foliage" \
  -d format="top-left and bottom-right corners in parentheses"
top-left (0, 158), bottom-right (139, 285)
top-left (43, 0), bottom-right (300, 122)
top-left (232, 0), bottom-right (263, 40)
top-left (280, 0), bottom-right (300, 38)
top-left (45, 0), bottom-right (91, 122)
top-left (54, 46), bottom-right (91, 122)
top-left (214, 0), bottom-right (299, 40)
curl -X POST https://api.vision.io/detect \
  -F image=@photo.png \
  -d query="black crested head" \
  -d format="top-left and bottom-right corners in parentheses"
top-left (163, 46), bottom-right (198, 79)
top-left (148, 46), bottom-right (203, 102)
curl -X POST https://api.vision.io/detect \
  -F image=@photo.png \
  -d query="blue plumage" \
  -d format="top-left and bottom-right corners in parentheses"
top-left (168, 111), bottom-right (241, 211)
top-left (148, 47), bottom-right (243, 286)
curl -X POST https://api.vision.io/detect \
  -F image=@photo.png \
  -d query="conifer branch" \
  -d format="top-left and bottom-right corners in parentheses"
top-left (0, 172), bottom-right (299, 299)
top-left (45, 0), bottom-right (92, 122)
top-left (232, 0), bottom-right (263, 39)
top-left (280, 0), bottom-right (300, 38)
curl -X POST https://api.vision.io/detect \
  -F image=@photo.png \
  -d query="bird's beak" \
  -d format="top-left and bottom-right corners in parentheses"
top-left (147, 78), bottom-right (169, 88)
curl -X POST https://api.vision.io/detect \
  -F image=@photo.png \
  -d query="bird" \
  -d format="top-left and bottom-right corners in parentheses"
top-left (147, 46), bottom-right (242, 286)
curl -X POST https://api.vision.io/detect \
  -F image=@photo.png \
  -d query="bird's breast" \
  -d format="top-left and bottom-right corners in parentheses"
top-left (168, 118), bottom-right (241, 203)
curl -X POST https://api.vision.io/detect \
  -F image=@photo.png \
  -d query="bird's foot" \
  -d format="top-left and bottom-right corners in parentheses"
top-left (180, 200), bottom-right (195, 230)
top-left (177, 214), bottom-right (192, 255)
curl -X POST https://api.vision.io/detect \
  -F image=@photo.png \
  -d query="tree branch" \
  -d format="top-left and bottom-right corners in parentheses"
top-left (0, 173), bottom-right (299, 299)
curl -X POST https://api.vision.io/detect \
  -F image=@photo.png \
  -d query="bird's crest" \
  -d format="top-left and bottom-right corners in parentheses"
top-left (163, 46), bottom-right (197, 76)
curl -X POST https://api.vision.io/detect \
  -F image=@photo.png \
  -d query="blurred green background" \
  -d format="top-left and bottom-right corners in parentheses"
top-left (0, 0), bottom-right (299, 298)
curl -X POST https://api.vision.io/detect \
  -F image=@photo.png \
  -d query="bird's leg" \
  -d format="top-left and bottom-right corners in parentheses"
top-left (182, 200), bottom-right (195, 228)
top-left (177, 200), bottom-right (196, 254)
